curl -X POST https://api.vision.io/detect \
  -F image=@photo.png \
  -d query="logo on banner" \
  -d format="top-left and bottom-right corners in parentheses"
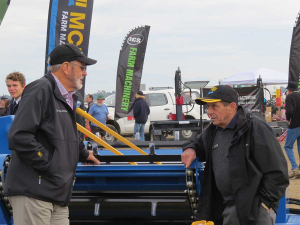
top-left (68, 0), bottom-right (75, 6)
top-left (127, 34), bottom-right (144, 45)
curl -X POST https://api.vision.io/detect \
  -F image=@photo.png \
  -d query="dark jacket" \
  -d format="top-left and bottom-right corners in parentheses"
top-left (285, 91), bottom-right (300, 129)
top-left (7, 98), bottom-right (19, 115)
top-left (87, 101), bottom-right (94, 113)
top-left (74, 91), bottom-right (85, 140)
top-left (182, 107), bottom-right (289, 225)
top-left (4, 73), bottom-right (89, 206)
top-left (0, 107), bottom-right (6, 117)
top-left (133, 97), bottom-right (150, 124)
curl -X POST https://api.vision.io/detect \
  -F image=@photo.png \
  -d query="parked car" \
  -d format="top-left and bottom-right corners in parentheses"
top-left (103, 89), bottom-right (209, 141)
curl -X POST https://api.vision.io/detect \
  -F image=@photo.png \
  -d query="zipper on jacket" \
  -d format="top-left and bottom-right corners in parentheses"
top-left (73, 176), bottom-right (76, 186)
top-left (39, 175), bottom-right (41, 185)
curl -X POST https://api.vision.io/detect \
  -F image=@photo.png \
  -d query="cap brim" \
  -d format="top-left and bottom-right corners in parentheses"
top-left (195, 98), bottom-right (222, 105)
top-left (77, 56), bottom-right (97, 65)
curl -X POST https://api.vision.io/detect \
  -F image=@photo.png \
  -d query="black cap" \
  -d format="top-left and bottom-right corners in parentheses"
top-left (137, 91), bottom-right (144, 96)
top-left (195, 85), bottom-right (238, 105)
top-left (0, 96), bottom-right (8, 100)
top-left (49, 43), bottom-right (97, 65)
top-left (286, 81), bottom-right (299, 91)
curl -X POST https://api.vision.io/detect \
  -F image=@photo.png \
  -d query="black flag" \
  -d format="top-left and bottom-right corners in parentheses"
top-left (45, 0), bottom-right (94, 96)
top-left (288, 11), bottom-right (300, 88)
top-left (114, 25), bottom-right (150, 120)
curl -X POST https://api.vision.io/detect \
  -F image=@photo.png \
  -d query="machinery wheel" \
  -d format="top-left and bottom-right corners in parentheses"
top-left (104, 124), bottom-right (117, 142)
top-left (179, 129), bottom-right (197, 140)
top-left (150, 129), bottom-right (161, 141)
top-left (144, 133), bottom-right (151, 141)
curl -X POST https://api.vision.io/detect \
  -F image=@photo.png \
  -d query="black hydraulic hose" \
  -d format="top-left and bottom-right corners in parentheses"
top-left (288, 208), bottom-right (300, 215)
top-left (287, 198), bottom-right (300, 204)
top-left (263, 87), bottom-right (272, 101)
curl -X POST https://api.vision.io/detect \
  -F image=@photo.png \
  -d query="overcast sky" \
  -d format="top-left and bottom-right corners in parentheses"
top-left (0, 0), bottom-right (299, 96)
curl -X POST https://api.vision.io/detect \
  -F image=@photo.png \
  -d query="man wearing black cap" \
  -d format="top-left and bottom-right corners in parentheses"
top-left (133, 91), bottom-right (150, 141)
top-left (181, 85), bottom-right (288, 225)
top-left (0, 96), bottom-right (8, 116)
top-left (4, 43), bottom-right (100, 225)
top-left (284, 81), bottom-right (300, 178)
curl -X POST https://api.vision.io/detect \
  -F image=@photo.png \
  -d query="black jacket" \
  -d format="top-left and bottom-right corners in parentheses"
top-left (4, 73), bottom-right (89, 206)
top-left (285, 91), bottom-right (300, 129)
top-left (182, 107), bottom-right (289, 225)
top-left (133, 97), bottom-right (150, 124)
top-left (6, 98), bottom-right (19, 115)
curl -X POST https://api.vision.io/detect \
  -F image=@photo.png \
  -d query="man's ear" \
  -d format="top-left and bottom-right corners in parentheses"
top-left (229, 102), bottom-right (237, 111)
top-left (62, 62), bottom-right (71, 75)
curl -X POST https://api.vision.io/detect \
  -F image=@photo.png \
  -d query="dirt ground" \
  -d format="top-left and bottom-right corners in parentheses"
top-left (280, 141), bottom-right (300, 209)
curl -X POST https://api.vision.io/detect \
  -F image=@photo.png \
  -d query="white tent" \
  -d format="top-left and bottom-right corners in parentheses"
top-left (220, 68), bottom-right (288, 85)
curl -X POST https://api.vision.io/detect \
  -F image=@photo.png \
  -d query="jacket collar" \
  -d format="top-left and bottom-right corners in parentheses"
top-left (44, 73), bottom-right (78, 110)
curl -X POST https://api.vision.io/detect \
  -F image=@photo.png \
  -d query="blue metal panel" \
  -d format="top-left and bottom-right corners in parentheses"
top-left (0, 155), bottom-right (8, 168)
top-left (276, 196), bottom-right (287, 223)
top-left (74, 164), bottom-right (188, 192)
top-left (0, 116), bottom-right (14, 155)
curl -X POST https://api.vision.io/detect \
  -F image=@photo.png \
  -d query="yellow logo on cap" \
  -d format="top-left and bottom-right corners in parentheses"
top-left (38, 151), bottom-right (43, 157)
top-left (210, 87), bottom-right (217, 92)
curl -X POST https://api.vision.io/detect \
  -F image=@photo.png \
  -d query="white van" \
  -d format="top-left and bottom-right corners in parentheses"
top-left (103, 89), bottom-right (209, 141)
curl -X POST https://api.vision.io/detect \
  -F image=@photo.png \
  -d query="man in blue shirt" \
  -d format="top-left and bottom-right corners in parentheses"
top-left (86, 94), bottom-right (110, 140)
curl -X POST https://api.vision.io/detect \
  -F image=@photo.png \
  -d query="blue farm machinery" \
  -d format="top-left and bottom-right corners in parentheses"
top-left (0, 109), bottom-right (299, 225)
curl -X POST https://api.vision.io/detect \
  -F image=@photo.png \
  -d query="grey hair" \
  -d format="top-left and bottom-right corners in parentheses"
top-left (48, 64), bottom-right (62, 72)
top-left (47, 57), bottom-right (62, 72)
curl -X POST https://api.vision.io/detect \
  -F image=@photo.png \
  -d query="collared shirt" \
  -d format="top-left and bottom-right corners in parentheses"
top-left (216, 112), bottom-right (238, 130)
top-left (51, 73), bottom-right (76, 109)
top-left (14, 96), bottom-right (22, 105)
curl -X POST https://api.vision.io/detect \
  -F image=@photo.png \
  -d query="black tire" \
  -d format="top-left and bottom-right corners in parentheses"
top-left (179, 129), bottom-right (197, 140)
top-left (150, 129), bottom-right (161, 141)
top-left (104, 124), bottom-right (117, 142)
top-left (144, 133), bottom-right (151, 141)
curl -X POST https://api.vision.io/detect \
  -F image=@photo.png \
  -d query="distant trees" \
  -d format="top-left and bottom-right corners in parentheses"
top-left (85, 90), bottom-right (115, 100)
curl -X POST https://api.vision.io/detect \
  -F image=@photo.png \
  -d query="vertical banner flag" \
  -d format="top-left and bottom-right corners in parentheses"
top-left (288, 11), bottom-right (300, 89)
top-left (45, 0), bottom-right (94, 96)
top-left (203, 86), bottom-right (264, 114)
top-left (0, 0), bottom-right (10, 25)
top-left (114, 25), bottom-right (151, 120)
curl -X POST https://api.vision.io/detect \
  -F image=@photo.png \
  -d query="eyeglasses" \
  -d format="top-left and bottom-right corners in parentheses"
top-left (70, 62), bottom-right (86, 71)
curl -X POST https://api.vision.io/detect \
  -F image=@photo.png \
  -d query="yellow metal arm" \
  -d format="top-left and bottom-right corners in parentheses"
top-left (76, 108), bottom-right (162, 165)
top-left (77, 123), bottom-right (138, 165)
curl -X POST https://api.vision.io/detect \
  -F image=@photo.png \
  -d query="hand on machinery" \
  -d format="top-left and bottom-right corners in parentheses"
top-left (82, 151), bottom-right (101, 165)
top-left (181, 148), bottom-right (196, 168)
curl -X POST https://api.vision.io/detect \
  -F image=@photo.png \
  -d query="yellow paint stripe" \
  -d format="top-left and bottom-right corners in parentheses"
top-left (76, 108), bottom-right (162, 165)
top-left (77, 123), bottom-right (138, 165)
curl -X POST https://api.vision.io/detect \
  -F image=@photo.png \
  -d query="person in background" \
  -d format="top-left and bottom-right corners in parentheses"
top-left (4, 43), bottom-right (100, 225)
top-left (284, 81), bottom-right (300, 178)
top-left (86, 94), bottom-right (109, 140)
top-left (4, 99), bottom-right (10, 113)
top-left (5, 71), bottom-right (26, 115)
top-left (74, 91), bottom-right (86, 140)
top-left (0, 96), bottom-right (8, 116)
top-left (181, 85), bottom-right (288, 225)
top-left (85, 94), bottom-right (94, 141)
top-left (133, 91), bottom-right (150, 141)
top-left (86, 94), bottom-right (94, 113)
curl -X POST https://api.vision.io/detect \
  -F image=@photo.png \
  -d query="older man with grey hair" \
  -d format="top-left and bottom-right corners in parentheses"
top-left (4, 43), bottom-right (100, 225)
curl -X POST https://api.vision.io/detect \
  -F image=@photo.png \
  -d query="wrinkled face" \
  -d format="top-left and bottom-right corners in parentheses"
top-left (97, 99), bottom-right (104, 104)
top-left (6, 79), bottom-right (25, 99)
top-left (207, 102), bottom-right (236, 129)
top-left (69, 61), bottom-right (87, 90)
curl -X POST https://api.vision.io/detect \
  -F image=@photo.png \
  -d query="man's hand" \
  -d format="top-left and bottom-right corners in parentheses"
top-left (181, 148), bottom-right (196, 168)
top-left (83, 151), bottom-right (101, 165)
